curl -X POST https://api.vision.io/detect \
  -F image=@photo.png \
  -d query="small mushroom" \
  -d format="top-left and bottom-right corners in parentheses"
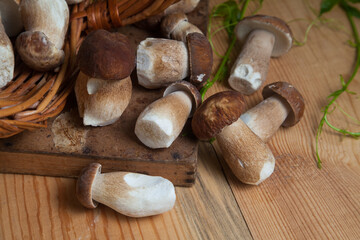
top-left (191, 91), bottom-right (275, 185)
top-left (228, 15), bottom-right (292, 95)
top-left (75, 29), bottom-right (135, 126)
top-left (240, 82), bottom-right (305, 142)
top-left (0, 16), bottom-right (15, 88)
top-left (76, 163), bottom-right (176, 218)
top-left (136, 38), bottom-right (189, 89)
top-left (0, 0), bottom-right (23, 37)
top-left (135, 81), bottom-right (201, 149)
top-left (161, 12), bottom-right (202, 42)
top-left (16, 0), bottom-right (69, 72)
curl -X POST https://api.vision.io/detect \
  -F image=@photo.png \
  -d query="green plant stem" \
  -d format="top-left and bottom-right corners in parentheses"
top-left (200, 0), bottom-right (251, 101)
top-left (315, 9), bottom-right (360, 169)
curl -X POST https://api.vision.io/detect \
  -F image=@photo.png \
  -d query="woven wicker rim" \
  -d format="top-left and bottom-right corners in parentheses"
top-left (0, 0), bottom-right (178, 138)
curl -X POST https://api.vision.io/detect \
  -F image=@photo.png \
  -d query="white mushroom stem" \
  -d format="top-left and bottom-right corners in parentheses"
top-left (164, 0), bottom-right (200, 15)
top-left (240, 95), bottom-right (291, 142)
top-left (229, 29), bottom-right (275, 95)
top-left (0, 18), bottom-right (14, 88)
top-left (137, 38), bottom-right (189, 89)
top-left (135, 91), bottom-right (192, 148)
top-left (216, 118), bottom-right (275, 185)
top-left (170, 20), bottom-right (202, 42)
top-left (91, 172), bottom-right (176, 218)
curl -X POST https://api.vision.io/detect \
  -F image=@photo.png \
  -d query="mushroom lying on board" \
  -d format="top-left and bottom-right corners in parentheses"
top-left (137, 35), bottom-right (212, 89)
top-left (76, 163), bottom-right (176, 218)
top-left (16, 0), bottom-right (69, 72)
top-left (0, 16), bottom-right (15, 88)
top-left (240, 81), bottom-right (305, 142)
top-left (135, 81), bottom-right (201, 149)
top-left (191, 91), bottom-right (275, 185)
top-left (228, 15), bottom-right (292, 95)
top-left (75, 29), bottom-right (135, 127)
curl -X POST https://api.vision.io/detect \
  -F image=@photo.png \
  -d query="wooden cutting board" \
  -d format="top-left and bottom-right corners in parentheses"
top-left (0, 1), bottom-right (209, 187)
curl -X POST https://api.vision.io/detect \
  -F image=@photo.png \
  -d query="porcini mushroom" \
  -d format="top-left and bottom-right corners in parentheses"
top-left (161, 12), bottom-right (202, 42)
top-left (135, 81), bottom-right (201, 149)
top-left (76, 163), bottom-right (176, 218)
top-left (137, 38), bottom-right (189, 89)
top-left (75, 29), bottom-right (135, 126)
top-left (228, 15), bottom-right (292, 95)
top-left (0, 17), bottom-right (14, 88)
top-left (240, 81), bottom-right (305, 142)
top-left (137, 35), bottom-right (212, 90)
top-left (16, 0), bottom-right (69, 72)
top-left (0, 0), bottom-right (23, 37)
top-left (191, 91), bottom-right (275, 185)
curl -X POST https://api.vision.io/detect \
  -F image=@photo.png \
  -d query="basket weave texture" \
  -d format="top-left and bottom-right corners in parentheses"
top-left (0, 0), bottom-right (178, 138)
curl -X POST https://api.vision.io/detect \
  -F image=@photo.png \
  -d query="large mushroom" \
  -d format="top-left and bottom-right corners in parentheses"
top-left (76, 163), bottom-right (176, 218)
top-left (191, 91), bottom-right (276, 185)
top-left (228, 15), bottom-right (292, 95)
top-left (16, 0), bottom-right (69, 72)
top-left (75, 29), bottom-right (135, 126)
top-left (240, 82), bottom-right (305, 142)
top-left (135, 81), bottom-right (201, 149)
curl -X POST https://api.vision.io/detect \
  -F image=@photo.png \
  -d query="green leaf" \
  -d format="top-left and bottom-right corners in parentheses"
top-left (341, 2), bottom-right (360, 18)
top-left (319, 0), bottom-right (340, 16)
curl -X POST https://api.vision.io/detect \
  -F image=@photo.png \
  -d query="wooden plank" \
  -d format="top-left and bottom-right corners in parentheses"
top-left (208, 0), bottom-right (360, 239)
top-left (0, 142), bottom-right (252, 240)
top-left (0, 1), bottom-right (209, 187)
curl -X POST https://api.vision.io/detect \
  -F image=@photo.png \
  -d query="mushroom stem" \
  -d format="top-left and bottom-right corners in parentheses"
top-left (229, 29), bottom-right (275, 95)
top-left (137, 38), bottom-right (189, 89)
top-left (217, 118), bottom-right (275, 185)
top-left (90, 171), bottom-right (176, 218)
top-left (240, 95), bottom-right (290, 142)
top-left (135, 91), bottom-right (192, 148)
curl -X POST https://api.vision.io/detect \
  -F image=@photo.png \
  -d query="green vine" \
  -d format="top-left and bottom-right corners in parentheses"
top-left (200, 0), bottom-right (254, 101)
top-left (315, 0), bottom-right (360, 169)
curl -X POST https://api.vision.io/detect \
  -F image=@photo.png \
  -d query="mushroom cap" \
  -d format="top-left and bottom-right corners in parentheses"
top-left (191, 91), bottom-right (246, 140)
top-left (187, 32), bottom-right (213, 89)
top-left (161, 12), bottom-right (188, 38)
top-left (235, 15), bottom-right (292, 57)
top-left (15, 31), bottom-right (65, 72)
top-left (77, 29), bottom-right (135, 80)
top-left (76, 163), bottom-right (102, 209)
top-left (262, 81), bottom-right (305, 127)
top-left (163, 80), bottom-right (201, 117)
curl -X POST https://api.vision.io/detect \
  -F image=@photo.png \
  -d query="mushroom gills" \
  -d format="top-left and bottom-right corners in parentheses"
top-left (240, 95), bottom-right (290, 142)
top-left (135, 91), bottom-right (192, 148)
top-left (229, 29), bottom-right (275, 95)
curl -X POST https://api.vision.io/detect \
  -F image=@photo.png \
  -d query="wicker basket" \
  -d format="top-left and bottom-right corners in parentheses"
top-left (0, 0), bottom-right (178, 138)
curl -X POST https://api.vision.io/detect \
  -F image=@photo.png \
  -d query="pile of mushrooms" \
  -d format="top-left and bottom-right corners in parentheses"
top-left (75, 29), bottom-right (134, 127)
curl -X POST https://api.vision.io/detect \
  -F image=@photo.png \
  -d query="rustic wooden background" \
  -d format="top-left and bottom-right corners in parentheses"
top-left (1, 0), bottom-right (359, 239)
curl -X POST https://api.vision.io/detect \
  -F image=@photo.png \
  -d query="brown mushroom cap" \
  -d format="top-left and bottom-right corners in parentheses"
top-left (77, 29), bottom-right (135, 80)
top-left (262, 81), bottom-right (305, 127)
top-left (235, 15), bottom-right (292, 57)
top-left (191, 91), bottom-right (246, 140)
top-left (76, 163), bottom-right (102, 209)
top-left (187, 32), bottom-right (213, 89)
top-left (161, 12), bottom-right (188, 38)
top-left (163, 80), bottom-right (201, 117)
top-left (16, 31), bottom-right (65, 72)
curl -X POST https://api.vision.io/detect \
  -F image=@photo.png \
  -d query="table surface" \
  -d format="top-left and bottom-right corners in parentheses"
top-left (1, 0), bottom-right (360, 239)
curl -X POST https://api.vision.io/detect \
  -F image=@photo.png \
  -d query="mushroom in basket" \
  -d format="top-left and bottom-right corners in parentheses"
top-left (75, 29), bottom-right (135, 127)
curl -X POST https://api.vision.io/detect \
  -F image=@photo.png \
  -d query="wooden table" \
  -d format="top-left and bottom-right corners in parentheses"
top-left (1, 0), bottom-right (359, 239)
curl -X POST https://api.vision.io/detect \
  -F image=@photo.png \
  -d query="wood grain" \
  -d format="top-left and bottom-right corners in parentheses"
top-left (0, 142), bottom-right (251, 240)
top-left (208, 0), bottom-right (360, 239)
